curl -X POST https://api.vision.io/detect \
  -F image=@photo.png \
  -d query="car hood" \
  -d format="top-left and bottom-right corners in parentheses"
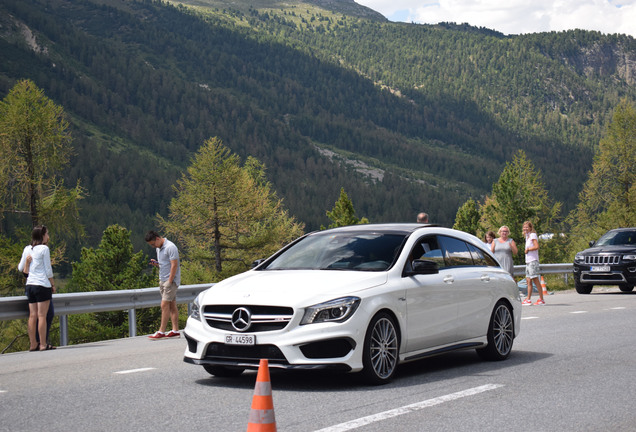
top-left (199, 270), bottom-right (389, 306)
top-left (581, 245), bottom-right (636, 254)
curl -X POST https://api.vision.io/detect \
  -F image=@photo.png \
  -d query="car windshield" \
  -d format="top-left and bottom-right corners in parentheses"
top-left (596, 230), bottom-right (636, 246)
top-left (264, 232), bottom-right (407, 271)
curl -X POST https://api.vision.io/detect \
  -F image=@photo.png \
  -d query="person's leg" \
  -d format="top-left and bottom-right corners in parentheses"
top-left (533, 277), bottom-right (544, 300)
top-left (169, 300), bottom-right (179, 332)
top-left (28, 303), bottom-right (39, 350)
top-left (526, 276), bottom-right (532, 300)
top-left (159, 300), bottom-right (171, 333)
top-left (37, 300), bottom-right (50, 350)
top-left (46, 301), bottom-right (54, 345)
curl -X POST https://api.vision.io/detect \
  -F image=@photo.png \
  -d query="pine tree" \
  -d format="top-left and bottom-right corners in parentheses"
top-left (480, 150), bottom-right (561, 247)
top-left (453, 198), bottom-right (482, 236)
top-left (160, 137), bottom-right (304, 279)
top-left (0, 79), bottom-right (84, 234)
top-left (324, 188), bottom-right (369, 228)
top-left (568, 99), bottom-right (636, 253)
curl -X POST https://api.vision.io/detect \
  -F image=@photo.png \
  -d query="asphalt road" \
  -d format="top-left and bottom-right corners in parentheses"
top-left (2, 288), bottom-right (636, 432)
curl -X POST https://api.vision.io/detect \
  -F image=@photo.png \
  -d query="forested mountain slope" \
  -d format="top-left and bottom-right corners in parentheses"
top-left (1, 0), bottom-right (634, 253)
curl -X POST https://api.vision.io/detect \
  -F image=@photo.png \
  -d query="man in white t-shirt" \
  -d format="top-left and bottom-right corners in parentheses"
top-left (145, 230), bottom-right (181, 339)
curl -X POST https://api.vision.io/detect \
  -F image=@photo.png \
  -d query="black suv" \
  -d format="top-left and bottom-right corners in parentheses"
top-left (573, 228), bottom-right (636, 294)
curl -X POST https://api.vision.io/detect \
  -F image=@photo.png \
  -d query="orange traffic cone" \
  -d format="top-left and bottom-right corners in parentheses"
top-left (247, 359), bottom-right (277, 432)
top-left (540, 276), bottom-right (549, 296)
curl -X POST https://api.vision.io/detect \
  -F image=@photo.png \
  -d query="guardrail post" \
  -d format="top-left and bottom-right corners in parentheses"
top-left (128, 309), bottom-right (137, 337)
top-left (60, 315), bottom-right (68, 346)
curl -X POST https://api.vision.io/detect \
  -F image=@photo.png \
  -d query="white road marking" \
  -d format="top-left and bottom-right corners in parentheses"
top-left (313, 384), bottom-right (503, 432)
top-left (114, 367), bottom-right (155, 375)
top-left (0, 390), bottom-right (7, 393)
top-left (571, 311), bottom-right (588, 314)
top-left (522, 316), bottom-right (539, 320)
top-left (611, 307), bottom-right (626, 310)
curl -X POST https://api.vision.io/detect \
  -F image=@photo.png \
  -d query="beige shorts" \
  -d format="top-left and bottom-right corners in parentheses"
top-left (159, 280), bottom-right (179, 301)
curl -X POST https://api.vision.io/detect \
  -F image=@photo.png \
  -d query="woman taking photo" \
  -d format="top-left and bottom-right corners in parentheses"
top-left (18, 225), bottom-right (56, 351)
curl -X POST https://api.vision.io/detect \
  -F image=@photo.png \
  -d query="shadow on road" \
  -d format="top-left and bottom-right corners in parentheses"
top-left (193, 347), bottom-right (551, 392)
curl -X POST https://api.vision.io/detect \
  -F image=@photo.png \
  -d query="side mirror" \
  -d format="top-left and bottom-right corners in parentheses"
top-left (589, 240), bottom-right (596, 247)
top-left (251, 259), bottom-right (265, 269)
top-left (406, 259), bottom-right (439, 276)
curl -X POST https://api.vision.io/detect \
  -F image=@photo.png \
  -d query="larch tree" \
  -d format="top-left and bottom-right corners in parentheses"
top-left (160, 137), bottom-right (304, 280)
top-left (480, 150), bottom-right (561, 249)
top-left (568, 99), bottom-right (636, 253)
top-left (0, 79), bottom-right (84, 236)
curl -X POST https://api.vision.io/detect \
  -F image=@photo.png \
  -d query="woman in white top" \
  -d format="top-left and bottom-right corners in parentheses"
top-left (18, 225), bottom-right (56, 351)
top-left (491, 225), bottom-right (517, 277)
top-left (522, 221), bottom-right (544, 306)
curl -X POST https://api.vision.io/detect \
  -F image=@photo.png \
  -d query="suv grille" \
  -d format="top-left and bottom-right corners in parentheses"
top-left (584, 255), bottom-right (620, 265)
top-left (202, 305), bottom-right (293, 332)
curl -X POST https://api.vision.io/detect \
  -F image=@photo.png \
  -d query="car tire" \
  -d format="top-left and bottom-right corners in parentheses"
top-left (361, 312), bottom-right (399, 385)
top-left (574, 277), bottom-right (593, 294)
top-left (619, 284), bottom-right (634, 292)
top-left (203, 365), bottom-right (245, 377)
top-left (476, 301), bottom-right (514, 361)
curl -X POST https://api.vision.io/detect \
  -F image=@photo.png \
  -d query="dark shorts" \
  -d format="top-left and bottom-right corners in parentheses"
top-left (26, 285), bottom-right (52, 303)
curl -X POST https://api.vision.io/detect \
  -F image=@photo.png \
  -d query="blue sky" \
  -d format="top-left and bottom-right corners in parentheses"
top-left (355, 0), bottom-right (636, 38)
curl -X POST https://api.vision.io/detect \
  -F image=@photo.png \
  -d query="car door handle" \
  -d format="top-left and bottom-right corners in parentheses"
top-left (481, 275), bottom-right (491, 282)
top-left (443, 275), bottom-right (454, 284)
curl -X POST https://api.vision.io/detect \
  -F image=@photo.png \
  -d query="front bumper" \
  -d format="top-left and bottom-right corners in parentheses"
top-left (182, 314), bottom-right (365, 372)
top-left (573, 264), bottom-right (636, 285)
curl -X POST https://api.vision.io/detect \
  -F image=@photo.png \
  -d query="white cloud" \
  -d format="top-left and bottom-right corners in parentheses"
top-left (355, 0), bottom-right (636, 37)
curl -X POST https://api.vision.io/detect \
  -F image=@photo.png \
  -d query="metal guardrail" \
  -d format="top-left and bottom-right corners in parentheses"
top-left (0, 263), bottom-right (574, 347)
top-left (0, 283), bottom-right (213, 346)
top-left (513, 263), bottom-right (573, 277)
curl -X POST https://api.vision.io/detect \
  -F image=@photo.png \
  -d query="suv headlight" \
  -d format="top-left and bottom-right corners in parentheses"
top-left (190, 294), bottom-right (202, 321)
top-left (301, 297), bottom-right (361, 325)
top-left (623, 254), bottom-right (636, 261)
top-left (574, 253), bottom-right (584, 263)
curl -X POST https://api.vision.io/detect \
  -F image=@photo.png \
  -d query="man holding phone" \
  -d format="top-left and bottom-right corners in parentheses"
top-left (145, 230), bottom-right (181, 339)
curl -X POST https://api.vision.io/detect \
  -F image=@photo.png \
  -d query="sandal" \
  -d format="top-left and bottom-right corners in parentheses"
top-left (40, 344), bottom-right (56, 351)
top-left (29, 344), bottom-right (40, 352)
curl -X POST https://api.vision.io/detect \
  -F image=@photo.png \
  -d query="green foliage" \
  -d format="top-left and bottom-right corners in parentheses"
top-left (324, 187), bottom-right (369, 228)
top-left (453, 199), bottom-right (482, 235)
top-left (0, 234), bottom-right (28, 297)
top-left (64, 224), bottom-right (157, 343)
top-left (0, 79), bottom-right (84, 238)
top-left (160, 137), bottom-right (304, 279)
top-left (67, 224), bottom-right (154, 292)
top-left (567, 99), bottom-right (636, 256)
top-left (480, 150), bottom-right (562, 247)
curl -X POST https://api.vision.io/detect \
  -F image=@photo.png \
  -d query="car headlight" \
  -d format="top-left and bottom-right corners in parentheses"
top-left (301, 297), bottom-right (361, 325)
top-left (574, 253), bottom-right (584, 263)
top-left (190, 294), bottom-right (202, 321)
top-left (624, 254), bottom-right (636, 261)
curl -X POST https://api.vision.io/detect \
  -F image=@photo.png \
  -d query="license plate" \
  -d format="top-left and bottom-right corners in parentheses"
top-left (225, 334), bottom-right (255, 345)
top-left (591, 266), bottom-right (610, 272)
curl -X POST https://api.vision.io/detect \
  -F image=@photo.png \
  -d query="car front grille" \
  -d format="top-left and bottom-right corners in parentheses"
top-left (202, 305), bottom-right (294, 332)
top-left (584, 255), bottom-right (620, 265)
top-left (205, 343), bottom-right (289, 365)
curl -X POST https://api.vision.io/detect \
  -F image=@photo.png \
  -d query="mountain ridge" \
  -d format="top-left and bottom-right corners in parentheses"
top-left (1, 0), bottom-right (634, 254)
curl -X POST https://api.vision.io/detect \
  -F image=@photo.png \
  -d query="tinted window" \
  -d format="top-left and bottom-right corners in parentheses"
top-left (409, 236), bottom-right (445, 268)
top-left (467, 243), bottom-right (499, 267)
top-left (438, 236), bottom-right (473, 267)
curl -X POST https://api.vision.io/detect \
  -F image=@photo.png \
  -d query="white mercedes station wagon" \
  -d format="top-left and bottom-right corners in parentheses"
top-left (183, 224), bottom-right (521, 384)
